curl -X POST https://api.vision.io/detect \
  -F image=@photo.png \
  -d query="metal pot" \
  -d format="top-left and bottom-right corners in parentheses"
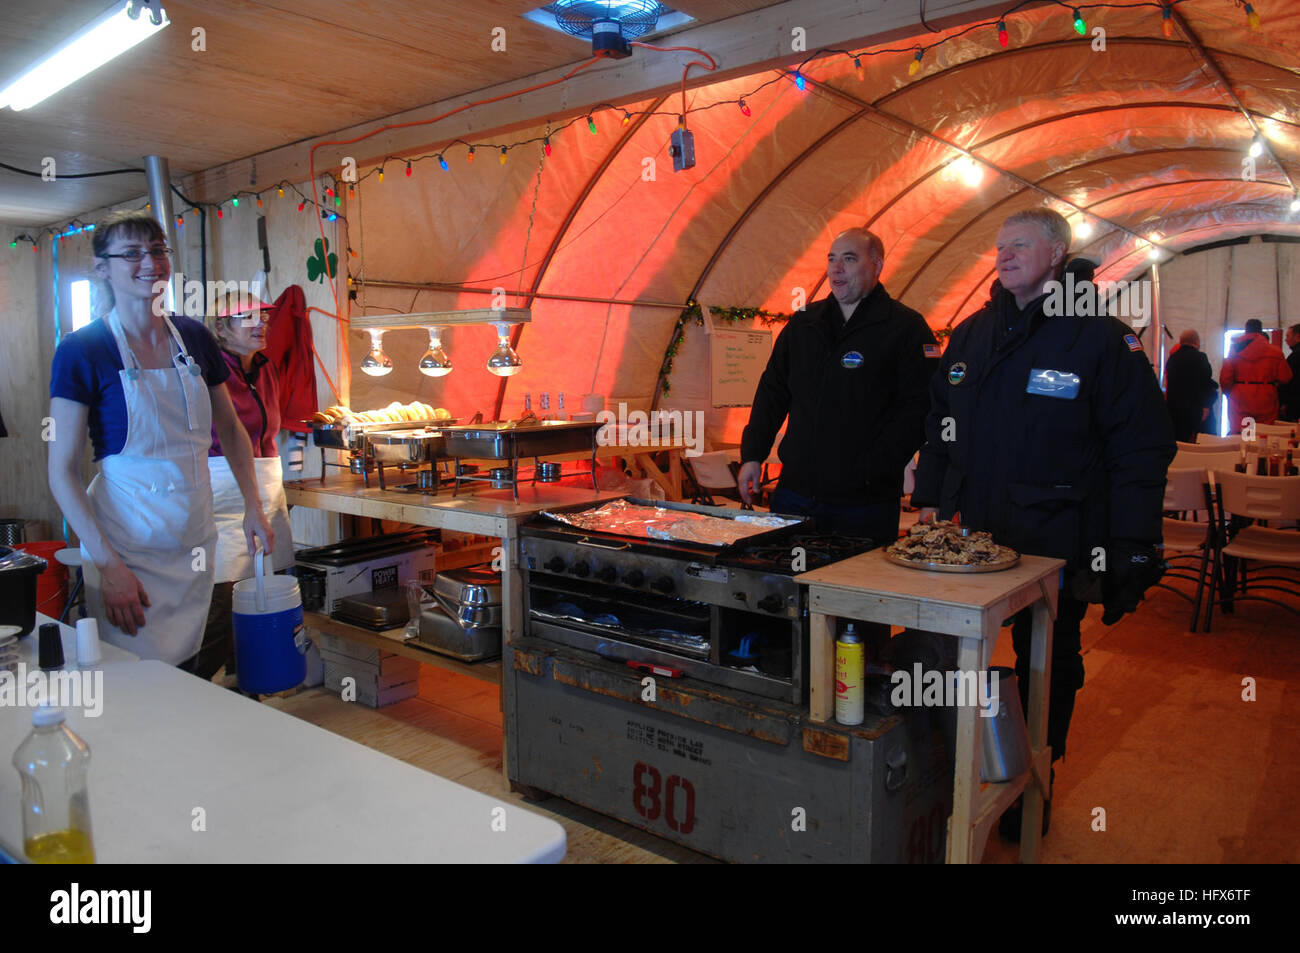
top-left (0, 546), bottom-right (49, 637)
top-left (432, 567), bottom-right (503, 606)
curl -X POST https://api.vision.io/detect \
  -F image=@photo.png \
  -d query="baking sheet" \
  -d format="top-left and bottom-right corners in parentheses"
top-left (540, 499), bottom-right (798, 548)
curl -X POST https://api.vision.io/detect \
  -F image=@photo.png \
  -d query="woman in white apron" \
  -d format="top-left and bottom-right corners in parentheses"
top-left (190, 293), bottom-right (295, 680)
top-left (46, 210), bottom-right (273, 667)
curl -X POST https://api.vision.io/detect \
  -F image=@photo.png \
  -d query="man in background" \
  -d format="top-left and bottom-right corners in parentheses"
top-left (1278, 324), bottom-right (1300, 422)
top-left (1220, 318), bottom-right (1292, 431)
top-left (1164, 329), bottom-right (1219, 442)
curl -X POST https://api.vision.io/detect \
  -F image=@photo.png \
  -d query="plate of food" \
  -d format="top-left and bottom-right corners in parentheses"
top-left (885, 519), bottom-right (1019, 573)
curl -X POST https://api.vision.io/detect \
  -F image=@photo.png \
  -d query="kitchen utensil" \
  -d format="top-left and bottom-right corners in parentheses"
top-left (416, 603), bottom-right (501, 661)
top-left (432, 567), bottom-right (503, 606)
top-left (0, 545), bottom-right (49, 637)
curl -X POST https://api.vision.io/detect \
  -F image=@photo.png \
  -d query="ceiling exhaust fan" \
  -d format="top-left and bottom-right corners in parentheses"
top-left (546, 1), bottom-right (663, 58)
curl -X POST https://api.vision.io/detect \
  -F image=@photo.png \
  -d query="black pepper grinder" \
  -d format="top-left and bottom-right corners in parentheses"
top-left (37, 622), bottom-right (65, 670)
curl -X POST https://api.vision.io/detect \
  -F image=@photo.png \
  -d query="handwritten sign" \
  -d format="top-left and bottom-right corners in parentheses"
top-left (710, 328), bottom-right (773, 408)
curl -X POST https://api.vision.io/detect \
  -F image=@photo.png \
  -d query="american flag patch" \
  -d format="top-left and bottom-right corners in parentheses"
top-left (1124, 334), bottom-right (1143, 352)
top-left (924, 344), bottom-right (941, 358)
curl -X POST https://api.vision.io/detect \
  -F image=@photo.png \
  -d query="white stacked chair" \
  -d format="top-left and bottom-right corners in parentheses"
top-left (1158, 467), bottom-right (1217, 630)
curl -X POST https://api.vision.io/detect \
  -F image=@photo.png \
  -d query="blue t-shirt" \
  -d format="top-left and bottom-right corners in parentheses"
top-left (50, 314), bottom-right (231, 461)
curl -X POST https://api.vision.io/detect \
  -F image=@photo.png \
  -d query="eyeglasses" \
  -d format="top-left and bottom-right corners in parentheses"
top-left (101, 246), bottom-right (172, 262)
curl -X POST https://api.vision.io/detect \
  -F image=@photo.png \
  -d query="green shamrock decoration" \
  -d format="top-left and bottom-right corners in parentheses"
top-left (306, 238), bottom-right (337, 283)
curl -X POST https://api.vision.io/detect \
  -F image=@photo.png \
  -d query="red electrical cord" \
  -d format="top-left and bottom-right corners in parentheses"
top-left (630, 42), bottom-right (718, 126)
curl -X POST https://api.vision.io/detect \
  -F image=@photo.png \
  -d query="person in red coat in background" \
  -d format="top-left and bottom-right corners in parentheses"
top-left (1220, 319), bottom-right (1293, 432)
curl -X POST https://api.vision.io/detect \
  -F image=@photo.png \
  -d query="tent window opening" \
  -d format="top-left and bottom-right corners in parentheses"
top-left (70, 279), bottom-right (91, 332)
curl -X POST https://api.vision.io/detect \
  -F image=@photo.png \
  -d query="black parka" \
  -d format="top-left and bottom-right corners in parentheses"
top-left (911, 261), bottom-right (1176, 571)
top-left (740, 284), bottom-right (938, 504)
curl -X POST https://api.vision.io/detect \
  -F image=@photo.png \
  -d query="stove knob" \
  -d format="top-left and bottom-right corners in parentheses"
top-left (651, 576), bottom-right (675, 594)
top-left (624, 570), bottom-right (646, 587)
top-left (570, 562), bottom-right (591, 579)
top-left (758, 594), bottom-right (785, 614)
top-left (544, 557), bottom-right (566, 574)
top-left (596, 566), bottom-right (618, 584)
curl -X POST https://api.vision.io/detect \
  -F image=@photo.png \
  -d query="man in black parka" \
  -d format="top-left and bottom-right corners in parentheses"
top-left (737, 227), bottom-right (939, 543)
top-left (1164, 329), bottom-right (1219, 442)
top-left (911, 208), bottom-right (1175, 837)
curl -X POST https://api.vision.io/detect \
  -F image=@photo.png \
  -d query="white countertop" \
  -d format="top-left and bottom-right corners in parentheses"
top-left (1, 619), bottom-right (565, 863)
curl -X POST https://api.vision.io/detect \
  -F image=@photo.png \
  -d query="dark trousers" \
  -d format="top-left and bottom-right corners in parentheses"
top-left (180, 581), bottom-right (236, 681)
top-left (769, 486), bottom-right (901, 546)
top-left (1010, 591), bottom-right (1086, 761)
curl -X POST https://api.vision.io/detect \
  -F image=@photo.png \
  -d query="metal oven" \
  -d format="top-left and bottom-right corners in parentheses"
top-left (506, 500), bottom-right (955, 863)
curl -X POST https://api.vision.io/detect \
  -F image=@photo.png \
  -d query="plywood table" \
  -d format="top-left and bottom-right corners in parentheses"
top-left (0, 658), bottom-right (566, 863)
top-left (797, 549), bottom-right (1062, 864)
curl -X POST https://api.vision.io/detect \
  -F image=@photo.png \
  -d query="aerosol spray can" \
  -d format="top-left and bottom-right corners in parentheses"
top-left (835, 623), bottom-right (864, 726)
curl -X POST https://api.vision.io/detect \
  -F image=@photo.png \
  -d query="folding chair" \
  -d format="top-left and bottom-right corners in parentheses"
top-left (1172, 448), bottom-right (1239, 474)
top-left (1195, 433), bottom-right (1241, 448)
top-left (682, 451), bottom-right (752, 509)
top-left (1202, 470), bottom-right (1300, 632)
top-left (1156, 468), bottom-right (1216, 630)
top-left (1256, 422), bottom-right (1298, 441)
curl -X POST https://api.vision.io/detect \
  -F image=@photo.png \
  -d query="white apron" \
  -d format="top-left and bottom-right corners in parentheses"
top-left (81, 310), bottom-right (218, 665)
top-left (208, 454), bottom-right (293, 583)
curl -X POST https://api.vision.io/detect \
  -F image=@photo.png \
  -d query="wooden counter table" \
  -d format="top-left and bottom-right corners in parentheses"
top-left (796, 549), bottom-right (1063, 864)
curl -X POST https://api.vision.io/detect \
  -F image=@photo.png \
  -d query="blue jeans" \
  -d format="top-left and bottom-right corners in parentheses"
top-left (769, 486), bottom-right (900, 546)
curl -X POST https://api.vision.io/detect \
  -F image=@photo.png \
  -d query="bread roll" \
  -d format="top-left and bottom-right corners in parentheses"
top-left (434, 407), bottom-right (451, 421)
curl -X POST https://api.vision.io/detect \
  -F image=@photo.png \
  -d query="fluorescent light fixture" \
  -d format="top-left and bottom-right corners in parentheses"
top-left (0, 2), bottom-right (170, 111)
top-left (70, 279), bottom-right (92, 331)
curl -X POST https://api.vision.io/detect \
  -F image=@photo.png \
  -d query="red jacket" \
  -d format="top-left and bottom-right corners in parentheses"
top-left (263, 285), bottom-right (319, 434)
top-left (1221, 332), bottom-right (1293, 431)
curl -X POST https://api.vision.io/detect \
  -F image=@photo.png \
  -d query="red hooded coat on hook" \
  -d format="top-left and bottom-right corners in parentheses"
top-left (261, 285), bottom-right (318, 433)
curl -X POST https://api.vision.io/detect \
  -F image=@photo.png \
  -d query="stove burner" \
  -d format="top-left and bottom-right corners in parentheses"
top-left (728, 533), bottom-right (876, 574)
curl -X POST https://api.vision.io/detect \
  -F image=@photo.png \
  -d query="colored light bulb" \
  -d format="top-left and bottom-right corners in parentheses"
top-left (622, 111), bottom-right (632, 126)
top-left (1244, 3), bottom-right (1260, 30)
top-left (794, 71), bottom-right (805, 91)
top-left (217, 207), bottom-right (223, 219)
top-left (256, 196), bottom-right (262, 207)
top-left (909, 51), bottom-right (922, 76)
top-left (500, 148), bottom-right (507, 165)
top-left (231, 197), bottom-right (238, 207)
top-left (334, 195), bottom-right (342, 207)
top-left (439, 154), bottom-right (449, 171)
top-left (405, 161), bottom-right (412, 177)
top-left (997, 20), bottom-right (1009, 47)
top-left (854, 57), bottom-right (864, 81)
top-left (587, 114), bottom-right (596, 134)
top-left (1161, 8), bottom-right (1173, 37)
top-left (277, 186), bottom-right (284, 197)
top-left (325, 187), bottom-right (334, 198)
top-left (738, 99), bottom-right (750, 117)
top-left (467, 147), bottom-right (475, 163)
top-left (297, 201), bottom-right (305, 211)
top-left (543, 138), bottom-right (551, 156)
top-left (1073, 8), bottom-right (1086, 35)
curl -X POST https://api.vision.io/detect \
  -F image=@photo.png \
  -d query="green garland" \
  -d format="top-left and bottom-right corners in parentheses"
top-left (656, 299), bottom-right (952, 397)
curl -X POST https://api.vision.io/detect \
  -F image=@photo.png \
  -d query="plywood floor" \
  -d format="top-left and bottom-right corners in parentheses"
top-left (264, 579), bottom-right (1300, 864)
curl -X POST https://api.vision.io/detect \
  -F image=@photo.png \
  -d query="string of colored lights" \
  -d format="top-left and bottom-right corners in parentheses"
top-left (5, 0), bottom-right (1273, 253)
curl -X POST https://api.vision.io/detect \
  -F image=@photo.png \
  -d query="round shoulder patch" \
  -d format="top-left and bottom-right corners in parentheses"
top-left (841, 351), bottom-right (864, 369)
top-left (947, 361), bottom-right (968, 385)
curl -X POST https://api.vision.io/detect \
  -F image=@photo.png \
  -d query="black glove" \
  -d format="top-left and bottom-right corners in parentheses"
top-left (1068, 540), bottom-right (1166, 625)
top-left (1100, 540), bottom-right (1166, 625)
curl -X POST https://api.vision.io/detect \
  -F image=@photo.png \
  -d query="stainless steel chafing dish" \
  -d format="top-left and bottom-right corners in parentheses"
top-left (364, 428), bottom-right (448, 465)
top-left (439, 419), bottom-right (602, 459)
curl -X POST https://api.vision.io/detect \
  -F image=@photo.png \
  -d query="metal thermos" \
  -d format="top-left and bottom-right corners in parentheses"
top-left (835, 624), bottom-right (864, 726)
top-left (981, 666), bottom-right (1032, 782)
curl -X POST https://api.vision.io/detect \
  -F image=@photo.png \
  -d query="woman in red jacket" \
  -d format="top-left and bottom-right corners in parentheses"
top-left (1221, 319), bottom-right (1293, 432)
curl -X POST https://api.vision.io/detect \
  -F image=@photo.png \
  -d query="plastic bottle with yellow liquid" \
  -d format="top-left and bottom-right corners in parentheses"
top-left (12, 707), bottom-right (95, 863)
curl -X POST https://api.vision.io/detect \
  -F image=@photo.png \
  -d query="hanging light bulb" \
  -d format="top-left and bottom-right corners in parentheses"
top-left (956, 156), bottom-right (983, 188)
top-left (1249, 135), bottom-right (1264, 158)
top-left (378, 167), bottom-right (385, 183)
top-left (405, 161), bottom-right (413, 177)
top-left (216, 207), bottom-right (223, 219)
top-left (361, 329), bottom-right (394, 377)
top-left (1074, 218), bottom-right (1094, 241)
top-left (297, 201), bottom-right (305, 212)
top-left (1289, 194), bottom-right (1300, 213)
top-left (793, 71), bottom-right (806, 91)
top-left (439, 154), bottom-right (449, 171)
top-left (499, 147), bottom-right (508, 166)
top-left (587, 114), bottom-right (597, 134)
top-left (1243, 3), bottom-right (1261, 31)
top-left (231, 196), bottom-right (239, 208)
top-left (256, 196), bottom-right (263, 208)
top-left (854, 57), bottom-right (865, 81)
top-left (997, 20), bottom-right (1009, 47)
top-left (467, 147), bottom-right (475, 164)
top-left (277, 186), bottom-right (284, 198)
top-left (486, 322), bottom-right (522, 377)
top-left (1161, 7), bottom-right (1173, 37)
top-left (543, 137), bottom-right (552, 157)
top-left (1072, 8), bottom-right (1087, 35)
top-left (738, 99), bottom-right (750, 117)
top-left (908, 50), bottom-right (923, 76)
top-left (1148, 245), bottom-right (1162, 261)
top-left (622, 110), bottom-right (632, 126)
top-left (418, 327), bottom-right (452, 377)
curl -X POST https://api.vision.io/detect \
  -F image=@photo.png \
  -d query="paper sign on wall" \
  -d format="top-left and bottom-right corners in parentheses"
top-left (710, 327), bottom-right (772, 408)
